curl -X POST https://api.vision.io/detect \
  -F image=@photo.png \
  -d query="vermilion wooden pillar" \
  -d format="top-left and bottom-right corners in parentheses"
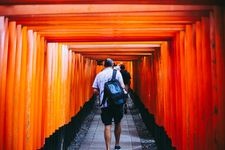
top-left (184, 24), bottom-right (195, 150)
top-left (133, 7), bottom-right (225, 149)
top-left (200, 16), bottom-right (213, 150)
top-left (1, 5), bottom-right (225, 150)
top-left (0, 17), bottom-right (97, 150)
top-left (42, 43), bottom-right (96, 142)
top-left (12, 24), bottom-right (22, 150)
top-left (35, 34), bottom-right (45, 149)
top-left (0, 17), bottom-right (8, 150)
top-left (173, 32), bottom-right (183, 150)
top-left (211, 7), bottom-right (225, 150)
top-left (194, 20), bottom-right (202, 150)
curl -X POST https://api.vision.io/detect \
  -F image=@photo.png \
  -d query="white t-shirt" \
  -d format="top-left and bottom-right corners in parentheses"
top-left (92, 67), bottom-right (125, 108)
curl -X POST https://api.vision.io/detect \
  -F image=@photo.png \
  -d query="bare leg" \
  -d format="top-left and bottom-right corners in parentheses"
top-left (124, 84), bottom-right (129, 93)
top-left (124, 84), bottom-right (130, 114)
top-left (104, 125), bottom-right (112, 150)
top-left (114, 123), bottom-right (121, 146)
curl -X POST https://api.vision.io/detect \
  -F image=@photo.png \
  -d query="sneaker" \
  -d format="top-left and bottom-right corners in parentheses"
top-left (114, 145), bottom-right (121, 150)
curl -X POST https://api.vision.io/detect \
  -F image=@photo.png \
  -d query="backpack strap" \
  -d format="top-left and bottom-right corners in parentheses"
top-left (111, 69), bottom-right (117, 80)
top-left (100, 69), bottom-right (117, 106)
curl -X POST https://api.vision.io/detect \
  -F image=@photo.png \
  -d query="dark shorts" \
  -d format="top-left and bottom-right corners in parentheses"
top-left (101, 105), bottom-right (124, 125)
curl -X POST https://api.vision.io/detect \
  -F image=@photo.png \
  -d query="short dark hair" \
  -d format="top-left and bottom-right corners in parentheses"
top-left (120, 64), bottom-right (125, 70)
top-left (104, 58), bottom-right (114, 67)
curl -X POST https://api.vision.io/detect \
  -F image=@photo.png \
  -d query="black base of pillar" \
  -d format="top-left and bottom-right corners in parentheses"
top-left (41, 95), bottom-right (96, 150)
top-left (131, 92), bottom-right (176, 150)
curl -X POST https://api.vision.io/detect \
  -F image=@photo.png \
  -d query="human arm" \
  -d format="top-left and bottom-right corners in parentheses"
top-left (92, 74), bottom-right (100, 95)
top-left (93, 88), bottom-right (99, 95)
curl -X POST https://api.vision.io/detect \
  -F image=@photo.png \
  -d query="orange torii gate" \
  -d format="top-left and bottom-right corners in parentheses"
top-left (0, 2), bottom-right (225, 150)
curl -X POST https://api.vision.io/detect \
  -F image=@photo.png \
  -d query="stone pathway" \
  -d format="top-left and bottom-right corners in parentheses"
top-left (68, 97), bottom-right (157, 150)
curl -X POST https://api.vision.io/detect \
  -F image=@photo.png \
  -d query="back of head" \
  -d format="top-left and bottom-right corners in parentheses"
top-left (104, 58), bottom-right (114, 67)
top-left (120, 64), bottom-right (125, 70)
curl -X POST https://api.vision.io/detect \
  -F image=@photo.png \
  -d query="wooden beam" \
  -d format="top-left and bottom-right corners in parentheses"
top-left (68, 41), bottom-right (159, 51)
top-left (68, 43), bottom-right (160, 48)
top-left (45, 36), bottom-right (172, 42)
top-left (66, 41), bottom-right (162, 45)
top-left (10, 14), bottom-right (204, 22)
top-left (39, 30), bottom-right (176, 36)
top-left (70, 48), bottom-right (155, 54)
top-left (79, 52), bottom-right (152, 55)
top-left (8, 11), bottom-right (210, 19)
top-left (0, 0), bottom-right (222, 5)
top-left (0, 4), bottom-right (212, 16)
top-left (27, 24), bottom-right (185, 31)
top-left (31, 29), bottom-right (183, 36)
top-left (41, 32), bottom-right (175, 42)
top-left (11, 16), bottom-right (200, 25)
top-left (82, 54), bottom-right (141, 61)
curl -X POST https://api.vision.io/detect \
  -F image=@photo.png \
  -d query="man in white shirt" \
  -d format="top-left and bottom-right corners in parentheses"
top-left (92, 58), bottom-right (125, 150)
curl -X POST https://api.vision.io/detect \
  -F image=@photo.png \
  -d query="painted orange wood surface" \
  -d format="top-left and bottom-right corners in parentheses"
top-left (0, 17), bottom-right (4, 149)
top-left (42, 43), bottom-right (96, 141)
top-left (12, 24), bottom-right (22, 150)
top-left (0, 17), bottom-right (97, 149)
top-left (0, 5), bottom-right (225, 150)
top-left (5, 21), bottom-right (17, 150)
top-left (211, 7), bottom-right (225, 150)
top-left (0, 17), bottom-right (9, 149)
top-left (133, 7), bottom-right (225, 150)
top-left (0, 0), bottom-right (221, 5)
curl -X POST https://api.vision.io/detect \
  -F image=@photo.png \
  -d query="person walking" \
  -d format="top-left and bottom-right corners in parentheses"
top-left (119, 64), bottom-right (131, 92)
top-left (92, 58), bottom-right (126, 150)
top-left (120, 64), bottom-right (131, 114)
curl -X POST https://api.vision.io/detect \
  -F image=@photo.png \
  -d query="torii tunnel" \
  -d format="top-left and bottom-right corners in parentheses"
top-left (0, 0), bottom-right (225, 150)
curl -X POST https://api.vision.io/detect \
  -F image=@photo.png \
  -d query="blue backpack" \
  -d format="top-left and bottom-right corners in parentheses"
top-left (101, 69), bottom-right (126, 106)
